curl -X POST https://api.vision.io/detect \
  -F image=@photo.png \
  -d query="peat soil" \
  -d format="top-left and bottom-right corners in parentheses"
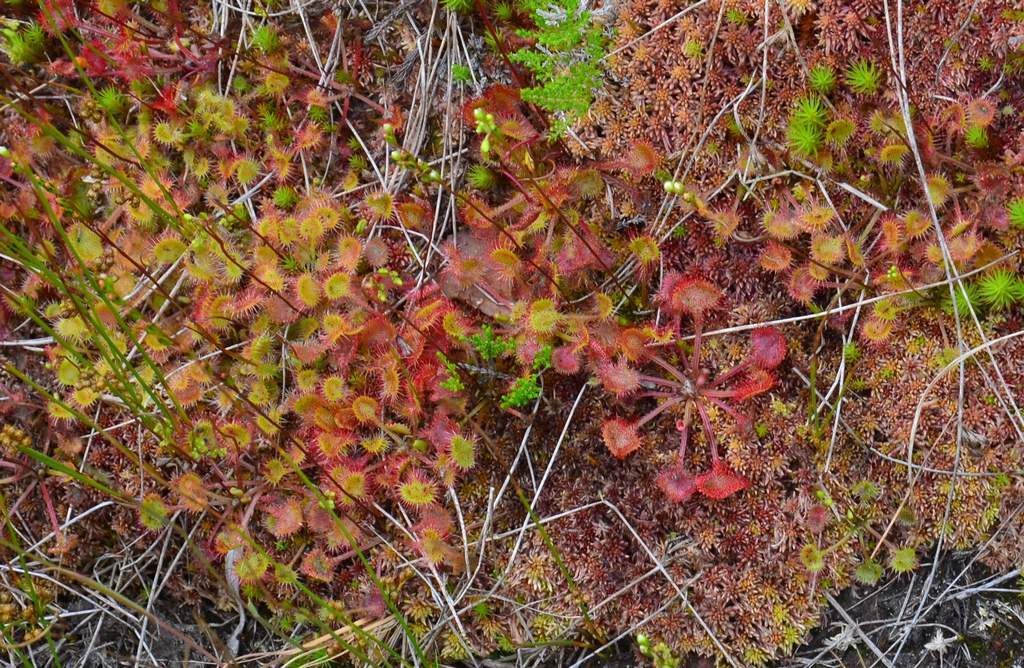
top-left (783, 551), bottom-right (1024, 668)
top-left (52, 550), bottom-right (1024, 666)
top-left (552, 552), bottom-right (1024, 667)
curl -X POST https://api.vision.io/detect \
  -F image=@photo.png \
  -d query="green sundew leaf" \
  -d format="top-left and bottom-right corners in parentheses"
top-left (233, 549), bottom-right (270, 581)
top-left (799, 543), bottom-right (825, 573)
top-left (139, 494), bottom-right (169, 530)
top-left (68, 224), bottom-right (103, 263)
top-left (398, 477), bottom-right (437, 506)
top-left (449, 435), bottom-right (476, 470)
top-left (56, 358), bottom-right (80, 385)
top-left (152, 237), bottom-right (187, 263)
top-left (890, 546), bottom-right (918, 573)
top-left (854, 559), bottom-right (884, 585)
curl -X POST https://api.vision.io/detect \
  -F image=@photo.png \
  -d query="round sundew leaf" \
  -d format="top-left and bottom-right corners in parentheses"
top-left (846, 234), bottom-right (866, 267)
top-left (855, 559), bottom-right (884, 585)
top-left (337, 236), bottom-right (362, 271)
top-left (264, 458), bottom-right (289, 485)
top-left (337, 469), bottom-right (367, 504)
top-left (449, 434), bottom-right (476, 470)
top-left (759, 240), bottom-right (793, 272)
top-left (299, 547), bottom-right (337, 582)
top-left (616, 141), bottom-right (661, 175)
top-left (658, 272), bottom-right (723, 319)
top-left (903, 210), bottom-right (931, 239)
top-left (234, 549), bottom-right (270, 583)
top-left (56, 359), bottom-right (80, 385)
top-left (398, 472), bottom-right (437, 507)
top-left (810, 234), bottom-right (845, 265)
top-left (926, 174), bottom-right (951, 208)
top-left (596, 359), bottom-right (640, 397)
top-left (730, 368), bottom-right (778, 402)
top-left (153, 237), bottom-right (187, 263)
top-left (878, 143), bottom-right (909, 165)
top-left (417, 530), bottom-right (452, 565)
top-left (860, 315), bottom-right (893, 344)
top-left (490, 247), bottom-right (520, 270)
top-left (890, 546), bottom-right (918, 573)
top-left (361, 435), bottom-right (389, 454)
top-left (363, 190), bottom-right (394, 221)
top-left (628, 235), bottom-right (661, 265)
top-left (551, 346), bottom-right (580, 374)
top-left (263, 498), bottom-right (304, 538)
top-left (748, 327), bottom-right (787, 370)
top-left (800, 543), bottom-right (825, 573)
top-left (800, 205), bottom-right (835, 232)
top-left (322, 375), bottom-right (347, 402)
top-left (788, 266), bottom-right (821, 304)
top-left (172, 472), bottom-right (208, 512)
top-left (527, 298), bottom-right (561, 334)
top-left (295, 273), bottom-right (321, 308)
top-left (967, 97), bottom-right (997, 127)
top-left (324, 272), bottom-right (352, 300)
top-left (696, 461), bottom-right (749, 499)
top-left (235, 157), bottom-right (260, 185)
top-left (140, 494), bottom-right (168, 530)
top-left (763, 208), bottom-right (801, 240)
top-left (351, 395), bottom-right (379, 423)
top-left (806, 504), bottom-right (828, 533)
top-left (68, 224), bottom-right (103, 263)
top-left (655, 463), bottom-right (697, 503)
top-left (825, 118), bottom-right (856, 147)
top-left (709, 208), bottom-right (740, 239)
top-left (601, 418), bottom-right (642, 459)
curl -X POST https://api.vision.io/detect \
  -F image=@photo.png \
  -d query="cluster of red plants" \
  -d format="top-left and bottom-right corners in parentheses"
top-left (598, 274), bottom-right (787, 502)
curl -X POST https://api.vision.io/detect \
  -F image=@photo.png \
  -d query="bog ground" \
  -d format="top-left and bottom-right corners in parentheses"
top-left (2, 0), bottom-right (1024, 666)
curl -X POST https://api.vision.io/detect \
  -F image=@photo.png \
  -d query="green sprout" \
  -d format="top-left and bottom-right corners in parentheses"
top-left (452, 64), bottom-right (472, 83)
top-left (791, 95), bottom-right (827, 128)
top-left (2, 22), bottom-right (45, 65)
top-left (467, 325), bottom-right (515, 360)
top-left (442, 0), bottom-right (474, 12)
top-left (1007, 197), bottom-right (1024, 229)
top-left (725, 9), bottom-right (748, 25)
top-left (272, 186), bottom-right (298, 209)
top-left (790, 117), bottom-right (823, 157)
top-left (466, 164), bottom-right (498, 190)
top-left (787, 96), bottom-right (828, 158)
top-left (845, 59), bottom-right (882, 95)
top-left (437, 352), bottom-right (465, 393)
top-left (977, 269), bottom-right (1022, 311)
top-left (250, 24), bottom-right (280, 53)
top-left (95, 86), bottom-right (127, 116)
top-left (964, 124), bottom-right (988, 148)
top-left (494, 2), bottom-right (514, 20)
top-left (808, 64), bottom-right (836, 94)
